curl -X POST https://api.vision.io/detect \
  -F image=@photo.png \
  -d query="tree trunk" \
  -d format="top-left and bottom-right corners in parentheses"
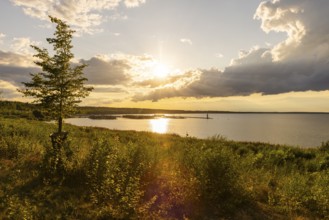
top-left (58, 116), bottom-right (63, 133)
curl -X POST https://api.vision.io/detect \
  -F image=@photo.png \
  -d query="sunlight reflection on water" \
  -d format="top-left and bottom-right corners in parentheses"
top-left (149, 118), bottom-right (170, 134)
top-left (66, 113), bottom-right (329, 148)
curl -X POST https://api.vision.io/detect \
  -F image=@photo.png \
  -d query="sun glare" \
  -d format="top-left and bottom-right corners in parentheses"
top-left (152, 62), bottom-right (170, 78)
top-left (149, 118), bottom-right (169, 134)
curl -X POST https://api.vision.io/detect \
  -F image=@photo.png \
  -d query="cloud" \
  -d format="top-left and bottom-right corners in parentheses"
top-left (1, 41), bottom-right (186, 104)
top-left (11, 0), bottom-right (146, 34)
top-left (81, 53), bottom-right (172, 86)
top-left (134, 56), bottom-right (329, 101)
top-left (0, 64), bottom-right (38, 86)
top-left (132, 70), bottom-right (201, 101)
top-left (134, 0), bottom-right (329, 101)
top-left (230, 47), bottom-right (272, 66)
top-left (0, 36), bottom-right (40, 98)
top-left (136, 70), bottom-right (200, 88)
top-left (82, 56), bottom-right (131, 85)
top-left (124, 0), bottom-right (146, 8)
top-left (93, 86), bottom-right (127, 93)
top-left (0, 49), bottom-right (173, 92)
top-left (10, 37), bottom-right (40, 55)
top-left (0, 80), bottom-right (22, 99)
top-left (254, 0), bottom-right (329, 61)
top-left (180, 38), bottom-right (193, 45)
top-left (4, 0), bottom-right (329, 106)
top-left (0, 50), bottom-right (135, 103)
top-left (0, 50), bottom-right (35, 67)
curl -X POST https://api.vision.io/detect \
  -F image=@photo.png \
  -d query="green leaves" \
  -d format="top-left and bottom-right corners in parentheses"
top-left (20, 16), bottom-right (93, 131)
top-left (86, 136), bottom-right (152, 218)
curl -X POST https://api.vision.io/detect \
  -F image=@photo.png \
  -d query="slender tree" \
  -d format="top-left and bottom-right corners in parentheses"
top-left (20, 16), bottom-right (93, 134)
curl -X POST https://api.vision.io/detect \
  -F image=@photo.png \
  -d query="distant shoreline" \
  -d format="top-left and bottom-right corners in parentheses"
top-left (82, 114), bottom-right (212, 120)
top-left (1, 101), bottom-right (328, 117)
top-left (77, 105), bottom-right (329, 115)
top-left (74, 111), bottom-right (329, 120)
top-left (77, 107), bottom-right (329, 115)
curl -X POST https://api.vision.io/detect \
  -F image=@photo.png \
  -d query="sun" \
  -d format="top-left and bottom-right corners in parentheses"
top-left (152, 62), bottom-right (170, 79)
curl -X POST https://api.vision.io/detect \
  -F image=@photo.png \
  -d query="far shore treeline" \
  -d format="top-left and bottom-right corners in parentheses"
top-left (1, 101), bottom-right (328, 121)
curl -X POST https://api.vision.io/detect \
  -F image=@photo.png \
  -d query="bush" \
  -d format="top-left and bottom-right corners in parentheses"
top-left (180, 140), bottom-right (249, 218)
top-left (85, 136), bottom-right (153, 219)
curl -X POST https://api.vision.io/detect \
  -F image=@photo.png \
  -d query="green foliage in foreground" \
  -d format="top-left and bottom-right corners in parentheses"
top-left (1, 117), bottom-right (329, 219)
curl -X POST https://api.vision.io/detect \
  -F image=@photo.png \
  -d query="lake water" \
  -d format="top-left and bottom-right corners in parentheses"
top-left (66, 113), bottom-right (329, 148)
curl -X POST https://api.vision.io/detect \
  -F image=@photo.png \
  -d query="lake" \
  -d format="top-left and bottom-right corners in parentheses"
top-left (66, 113), bottom-right (329, 148)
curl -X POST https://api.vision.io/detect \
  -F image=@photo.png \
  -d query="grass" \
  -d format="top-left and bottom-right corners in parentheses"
top-left (1, 116), bottom-right (329, 219)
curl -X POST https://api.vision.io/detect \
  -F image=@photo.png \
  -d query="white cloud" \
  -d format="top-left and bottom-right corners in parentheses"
top-left (10, 0), bottom-right (146, 34)
top-left (254, 0), bottom-right (329, 62)
top-left (124, 0), bottom-right (146, 8)
top-left (180, 38), bottom-right (193, 45)
top-left (10, 37), bottom-right (40, 55)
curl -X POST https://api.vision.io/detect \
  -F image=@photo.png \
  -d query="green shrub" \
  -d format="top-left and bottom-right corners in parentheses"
top-left (4, 195), bottom-right (36, 220)
top-left (85, 136), bottom-right (153, 219)
top-left (310, 171), bottom-right (329, 218)
top-left (180, 140), bottom-right (249, 218)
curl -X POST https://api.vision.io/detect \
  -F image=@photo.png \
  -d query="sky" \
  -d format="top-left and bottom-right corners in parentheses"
top-left (1, 0), bottom-right (329, 112)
